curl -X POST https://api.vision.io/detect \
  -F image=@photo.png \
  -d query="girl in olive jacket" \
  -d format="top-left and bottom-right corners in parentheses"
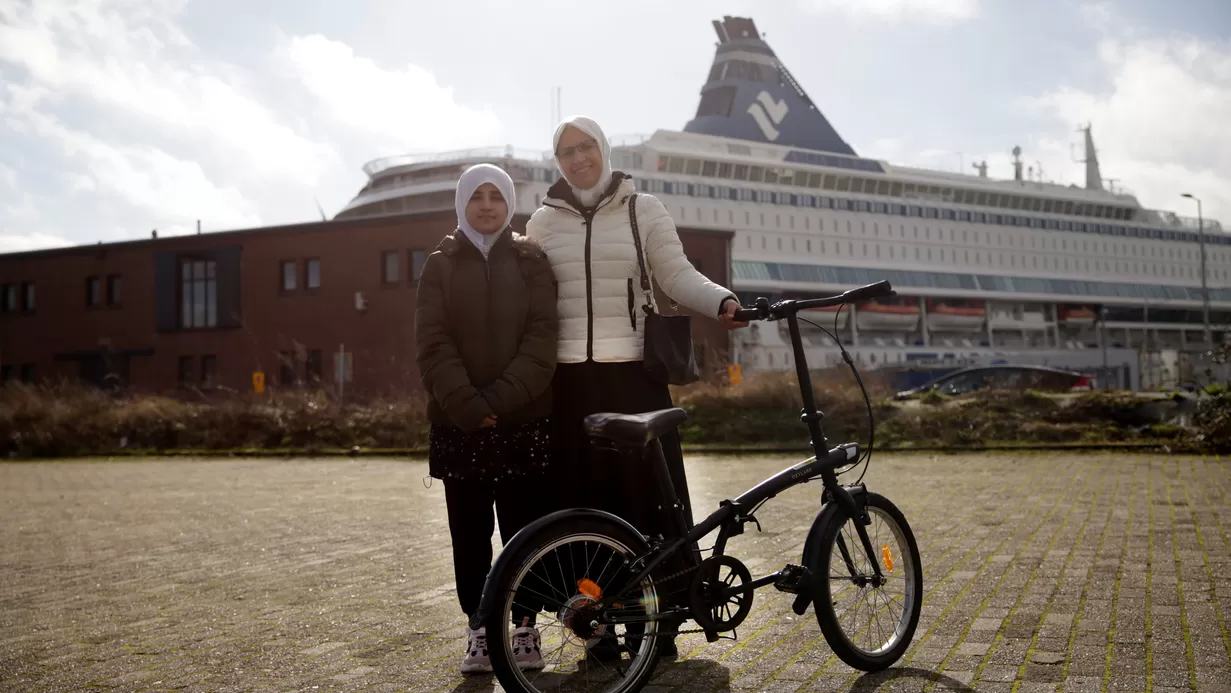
top-left (414, 163), bottom-right (557, 675)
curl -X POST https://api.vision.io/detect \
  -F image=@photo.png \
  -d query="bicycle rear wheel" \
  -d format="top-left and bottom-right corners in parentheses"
top-left (812, 492), bottom-right (922, 671)
top-left (484, 515), bottom-right (663, 693)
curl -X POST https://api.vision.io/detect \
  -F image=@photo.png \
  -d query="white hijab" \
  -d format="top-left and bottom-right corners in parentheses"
top-left (553, 115), bottom-right (614, 209)
top-left (455, 163), bottom-right (517, 259)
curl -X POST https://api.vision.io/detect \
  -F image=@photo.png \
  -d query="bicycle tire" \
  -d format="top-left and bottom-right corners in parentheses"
top-left (484, 515), bottom-right (663, 693)
top-left (811, 492), bottom-right (923, 671)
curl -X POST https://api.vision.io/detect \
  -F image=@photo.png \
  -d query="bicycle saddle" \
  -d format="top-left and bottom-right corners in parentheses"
top-left (583, 408), bottom-right (689, 448)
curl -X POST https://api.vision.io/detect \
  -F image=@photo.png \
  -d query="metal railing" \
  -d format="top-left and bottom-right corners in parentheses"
top-left (361, 146), bottom-right (553, 177)
top-left (359, 134), bottom-right (655, 179)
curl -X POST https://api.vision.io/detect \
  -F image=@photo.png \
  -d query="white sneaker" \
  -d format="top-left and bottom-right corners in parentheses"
top-left (461, 627), bottom-right (492, 675)
top-left (512, 624), bottom-right (545, 670)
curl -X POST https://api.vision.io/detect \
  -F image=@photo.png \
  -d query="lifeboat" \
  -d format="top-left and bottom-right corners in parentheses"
top-left (1060, 306), bottom-right (1097, 325)
top-left (801, 303), bottom-right (849, 329)
top-left (927, 300), bottom-right (986, 332)
top-left (856, 299), bottom-right (921, 332)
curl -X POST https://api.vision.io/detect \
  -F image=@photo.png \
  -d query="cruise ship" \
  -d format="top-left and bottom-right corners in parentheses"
top-left (334, 15), bottom-right (1226, 387)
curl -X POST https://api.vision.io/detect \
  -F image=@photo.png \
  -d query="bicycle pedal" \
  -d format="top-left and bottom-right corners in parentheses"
top-left (773, 563), bottom-right (811, 594)
top-left (791, 592), bottom-right (812, 616)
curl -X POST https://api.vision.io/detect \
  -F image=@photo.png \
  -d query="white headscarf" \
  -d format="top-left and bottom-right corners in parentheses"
top-left (455, 163), bottom-right (517, 259)
top-left (553, 115), bottom-right (613, 209)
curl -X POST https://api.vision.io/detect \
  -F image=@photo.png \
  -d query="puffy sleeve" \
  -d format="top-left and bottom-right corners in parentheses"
top-left (481, 244), bottom-right (558, 416)
top-left (414, 252), bottom-right (493, 432)
top-left (636, 193), bottom-right (736, 317)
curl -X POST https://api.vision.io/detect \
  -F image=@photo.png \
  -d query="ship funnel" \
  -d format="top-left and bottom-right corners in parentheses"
top-left (684, 16), bottom-right (857, 155)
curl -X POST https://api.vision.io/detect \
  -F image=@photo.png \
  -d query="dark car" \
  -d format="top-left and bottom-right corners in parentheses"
top-left (894, 365), bottom-right (1092, 400)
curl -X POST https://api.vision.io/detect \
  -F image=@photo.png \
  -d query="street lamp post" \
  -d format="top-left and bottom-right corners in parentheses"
top-left (1181, 193), bottom-right (1210, 349)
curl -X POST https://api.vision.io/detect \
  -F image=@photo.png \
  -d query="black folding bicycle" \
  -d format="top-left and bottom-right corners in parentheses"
top-left (472, 280), bottom-right (923, 693)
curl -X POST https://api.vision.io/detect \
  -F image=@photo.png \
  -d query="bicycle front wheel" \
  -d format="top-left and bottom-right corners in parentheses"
top-left (812, 492), bottom-right (922, 671)
top-left (484, 515), bottom-right (663, 693)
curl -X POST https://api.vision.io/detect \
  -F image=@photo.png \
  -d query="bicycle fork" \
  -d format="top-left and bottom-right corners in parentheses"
top-left (825, 477), bottom-right (887, 589)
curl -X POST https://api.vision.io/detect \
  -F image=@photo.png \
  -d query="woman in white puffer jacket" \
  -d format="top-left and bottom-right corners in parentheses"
top-left (526, 115), bottom-right (747, 661)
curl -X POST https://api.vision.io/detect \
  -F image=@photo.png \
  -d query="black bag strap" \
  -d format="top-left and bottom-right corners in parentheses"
top-left (627, 193), bottom-right (680, 313)
top-left (627, 193), bottom-right (654, 307)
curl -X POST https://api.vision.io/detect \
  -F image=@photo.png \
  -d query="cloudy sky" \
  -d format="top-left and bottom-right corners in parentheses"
top-left (1, 0), bottom-right (1228, 253)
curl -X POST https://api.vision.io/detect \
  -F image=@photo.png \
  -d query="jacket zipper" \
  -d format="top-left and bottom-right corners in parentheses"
top-left (627, 278), bottom-right (636, 331)
top-left (583, 211), bottom-right (596, 359)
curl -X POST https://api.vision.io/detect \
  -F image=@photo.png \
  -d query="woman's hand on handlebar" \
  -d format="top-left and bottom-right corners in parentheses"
top-left (719, 298), bottom-right (750, 330)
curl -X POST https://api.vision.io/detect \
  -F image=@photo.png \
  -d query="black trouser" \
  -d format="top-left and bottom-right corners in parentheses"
top-left (444, 476), bottom-right (546, 625)
top-left (551, 361), bottom-right (701, 629)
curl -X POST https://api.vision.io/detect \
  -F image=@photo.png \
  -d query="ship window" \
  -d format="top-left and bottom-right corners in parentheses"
top-left (702, 160), bottom-right (717, 177)
top-left (695, 85), bottom-right (736, 117)
top-left (685, 159), bottom-right (702, 175)
top-left (733, 164), bottom-right (748, 179)
top-left (835, 177), bottom-right (850, 192)
top-left (890, 182), bottom-right (903, 197)
top-left (807, 173), bottom-right (823, 188)
top-left (748, 166), bottom-right (764, 182)
top-left (716, 162), bottom-right (732, 179)
top-left (820, 175), bottom-right (836, 190)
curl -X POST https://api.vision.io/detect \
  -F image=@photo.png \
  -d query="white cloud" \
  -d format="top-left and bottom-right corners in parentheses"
top-left (0, 0), bottom-right (340, 187)
top-left (1020, 31), bottom-right (1231, 228)
top-left (0, 0), bottom-right (505, 250)
top-left (278, 34), bottom-right (503, 151)
top-left (0, 231), bottom-right (73, 253)
top-left (799, 0), bottom-right (980, 23)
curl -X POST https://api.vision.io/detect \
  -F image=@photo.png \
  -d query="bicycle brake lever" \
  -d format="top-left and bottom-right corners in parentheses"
top-left (746, 514), bottom-right (762, 533)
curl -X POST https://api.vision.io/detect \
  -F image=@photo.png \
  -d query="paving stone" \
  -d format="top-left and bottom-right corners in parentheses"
top-left (1, 452), bottom-right (1226, 690)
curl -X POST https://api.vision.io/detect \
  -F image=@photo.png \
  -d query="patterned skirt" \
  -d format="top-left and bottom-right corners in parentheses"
top-left (427, 417), bottom-right (552, 483)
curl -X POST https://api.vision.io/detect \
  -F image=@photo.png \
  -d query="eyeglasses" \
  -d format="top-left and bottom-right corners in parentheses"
top-left (556, 139), bottom-right (599, 160)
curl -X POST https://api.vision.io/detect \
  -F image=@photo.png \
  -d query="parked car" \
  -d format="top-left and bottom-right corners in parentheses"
top-left (894, 365), bottom-right (1092, 400)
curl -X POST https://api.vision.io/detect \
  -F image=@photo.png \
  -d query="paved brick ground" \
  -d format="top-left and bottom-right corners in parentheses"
top-left (1, 452), bottom-right (1230, 692)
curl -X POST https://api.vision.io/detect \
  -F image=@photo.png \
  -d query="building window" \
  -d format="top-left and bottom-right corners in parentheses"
top-left (1, 284), bottom-right (15, 313)
top-left (383, 251), bottom-right (400, 284)
top-left (181, 259), bottom-right (217, 329)
top-left (305, 258), bottom-right (321, 290)
top-left (281, 260), bottom-right (297, 291)
top-left (200, 355), bottom-right (217, 385)
top-left (278, 351), bottom-right (296, 386)
top-left (106, 275), bottom-right (122, 306)
top-left (86, 276), bottom-right (102, 307)
top-left (411, 250), bottom-right (428, 281)
top-left (178, 356), bottom-right (194, 385)
top-left (21, 282), bottom-right (35, 313)
top-left (306, 349), bottom-right (323, 383)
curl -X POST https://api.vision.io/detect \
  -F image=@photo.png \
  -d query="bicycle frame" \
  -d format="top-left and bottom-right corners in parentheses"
top-left (602, 288), bottom-right (894, 618)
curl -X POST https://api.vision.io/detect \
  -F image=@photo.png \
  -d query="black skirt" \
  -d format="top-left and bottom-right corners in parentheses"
top-left (428, 417), bottom-right (552, 483)
top-left (550, 361), bottom-right (696, 539)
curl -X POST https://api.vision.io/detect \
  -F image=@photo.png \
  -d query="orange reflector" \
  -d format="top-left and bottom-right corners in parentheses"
top-left (882, 544), bottom-right (895, 573)
top-left (577, 578), bottom-right (602, 599)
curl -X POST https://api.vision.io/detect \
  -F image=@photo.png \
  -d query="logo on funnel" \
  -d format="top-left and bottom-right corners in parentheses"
top-left (748, 91), bottom-right (788, 141)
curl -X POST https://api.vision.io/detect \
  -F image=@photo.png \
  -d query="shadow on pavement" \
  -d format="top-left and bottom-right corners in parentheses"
top-left (442, 657), bottom-right (733, 692)
top-left (847, 666), bottom-right (975, 692)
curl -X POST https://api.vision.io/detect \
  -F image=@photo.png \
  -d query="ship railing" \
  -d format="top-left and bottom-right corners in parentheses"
top-left (362, 147), bottom-right (554, 177)
top-left (361, 135), bottom-right (653, 178)
top-left (1150, 209), bottom-right (1224, 234)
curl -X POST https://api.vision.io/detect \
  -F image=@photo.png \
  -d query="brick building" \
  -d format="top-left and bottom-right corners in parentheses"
top-left (0, 212), bottom-right (734, 398)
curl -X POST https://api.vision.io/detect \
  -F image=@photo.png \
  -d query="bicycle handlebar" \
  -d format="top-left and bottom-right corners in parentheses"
top-left (733, 280), bottom-right (896, 322)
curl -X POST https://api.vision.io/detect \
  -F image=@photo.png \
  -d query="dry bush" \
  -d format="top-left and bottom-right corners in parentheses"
top-left (0, 383), bottom-right (430, 457)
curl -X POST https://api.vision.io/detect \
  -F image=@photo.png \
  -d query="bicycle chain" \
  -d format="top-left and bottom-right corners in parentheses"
top-left (629, 559), bottom-right (709, 637)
